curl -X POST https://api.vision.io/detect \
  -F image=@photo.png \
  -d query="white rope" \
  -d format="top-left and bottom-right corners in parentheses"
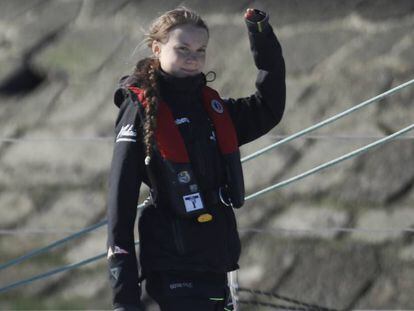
top-left (1, 134), bottom-right (414, 144)
top-left (239, 227), bottom-right (414, 234)
top-left (2, 226), bottom-right (414, 236)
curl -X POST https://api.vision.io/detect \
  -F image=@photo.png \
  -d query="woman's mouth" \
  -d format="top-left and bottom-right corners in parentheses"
top-left (181, 68), bottom-right (198, 74)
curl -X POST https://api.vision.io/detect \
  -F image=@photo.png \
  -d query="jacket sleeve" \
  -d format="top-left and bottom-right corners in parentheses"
top-left (225, 24), bottom-right (286, 146)
top-left (106, 91), bottom-right (145, 309)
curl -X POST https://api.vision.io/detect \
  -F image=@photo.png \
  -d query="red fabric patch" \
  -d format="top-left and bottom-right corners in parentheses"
top-left (202, 87), bottom-right (238, 154)
top-left (128, 86), bottom-right (238, 163)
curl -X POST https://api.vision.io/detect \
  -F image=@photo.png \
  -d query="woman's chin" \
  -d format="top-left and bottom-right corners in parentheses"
top-left (179, 69), bottom-right (200, 77)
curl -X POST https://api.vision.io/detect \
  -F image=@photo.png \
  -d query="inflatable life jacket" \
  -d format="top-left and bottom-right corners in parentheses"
top-left (129, 86), bottom-right (245, 220)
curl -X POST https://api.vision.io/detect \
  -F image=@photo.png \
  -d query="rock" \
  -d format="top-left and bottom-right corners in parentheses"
top-left (356, 247), bottom-right (414, 309)
top-left (2, 1), bottom-right (414, 309)
top-left (337, 141), bottom-right (414, 204)
top-left (0, 191), bottom-right (34, 227)
top-left (33, 24), bottom-right (125, 78)
top-left (351, 207), bottom-right (414, 243)
top-left (0, 0), bottom-right (45, 20)
top-left (0, 127), bottom-right (113, 187)
top-left (0, 81), bottom-right (66, 136)
top-left (65, 229), bottom-right (107, 263)
top-left (23, 190), bottom-right (105, 230)
top-left (53, 262), bottom-right (110, 308)
top-left (1, 0), bottom-right (82, 56)
top-left (279, 29), bottom-right (359, 74)
top-left (206, 24), bottom-right (255, 97)
top-left (399, 242), bottom-right (414, 262)
top-left (239, 234), bottom-right (298, 291)
top-left (355, 0), bottom-right (414, 21)
top-left (249, 0), bottom-right (362, 26)
top-left (276, 242), bottom-right (379, 310)
top-left (77, 0), bottom-right (131, 20)
top-left (269, 204), bottom-right (350, 239)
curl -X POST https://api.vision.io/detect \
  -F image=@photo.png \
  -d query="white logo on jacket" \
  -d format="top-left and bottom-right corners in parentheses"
top-left (175, 117), bottom-right (190, 125)
top-left (116, 124), bottom-right (137, 143)
top-left (107, 245), bottom-right (129, 259)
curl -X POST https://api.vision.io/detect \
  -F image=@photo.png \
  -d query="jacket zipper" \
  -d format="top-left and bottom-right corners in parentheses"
top-left (172, 219), bottom-right (185, 255)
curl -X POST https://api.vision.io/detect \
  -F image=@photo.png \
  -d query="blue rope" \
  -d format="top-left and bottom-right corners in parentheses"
top-left (241, 78), bottom-right (414, 163)
top-left (0, 241), bottom-right (139, 294)
top-left (0, 220), bottom-right (107, 271)
top-left (0, 204), bottom-right (148, 271)
top-left (0, 78), bottom-right (413, 284)
top-left (1, 124), bottom-right (413, 294)
top-left (245, 123), bottom-right (414, 200)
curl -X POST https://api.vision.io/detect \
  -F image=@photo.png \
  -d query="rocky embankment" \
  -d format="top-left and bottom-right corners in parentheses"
top-left (1, 0), bottom-right (414, 310)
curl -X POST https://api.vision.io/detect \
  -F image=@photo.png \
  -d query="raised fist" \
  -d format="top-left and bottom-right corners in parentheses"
top-left (244, 8), bottom-right (269, 33)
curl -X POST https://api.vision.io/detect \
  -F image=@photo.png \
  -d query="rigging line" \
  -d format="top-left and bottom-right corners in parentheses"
top-left (245, 123), bottom-right (414, 201)
top-left (237, 300), bottom-right (309, 310)
top-left (2, 129), bottom-right (414, 291)
top-left (0, 229), bottom-right (94, 235)
top-left (2, 226), bottom-right (414, 236)
top-left (3, 124), bottom-right (412, 270)
top-left (0, 241), bottom-right (139, 294)
top-left (238, 288), bottom-right (338, 311)
top-left (0, 201), bottom-right (145, 271)
top-left (1, 134), bottom-right (414, 144)
top-left (2, 123), bottom-right (412, 271)
top-left (0, 137), bottom-right (112, 143)
top-left (238, 227), bottom-right (414, 234)
top-left (0, 79), bottom-right (413, 146)
top-left (0, 123), bottom-right (414, 270)
top-left (0, 220), bottom-right (107, 271)
top-left (241, 78), bottom-right (414, 163)
top-left (267, 134), bottom-right (414, 141)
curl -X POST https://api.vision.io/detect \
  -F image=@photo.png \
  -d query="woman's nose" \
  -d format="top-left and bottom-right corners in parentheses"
top-left (186, 52), bottom-right (198, 63)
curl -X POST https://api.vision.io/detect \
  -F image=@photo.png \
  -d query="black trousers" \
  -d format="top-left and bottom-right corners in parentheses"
top-left (145, 271), bottom-right (234, 311)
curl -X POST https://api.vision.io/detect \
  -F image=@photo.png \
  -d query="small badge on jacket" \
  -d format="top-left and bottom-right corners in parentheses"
top-left (183, 193), bottom-right (204, 212)
top-left (211, 99), bottom-right (224, 114)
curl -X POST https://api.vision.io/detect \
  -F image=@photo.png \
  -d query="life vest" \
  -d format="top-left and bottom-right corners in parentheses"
top-left (129, 85), bottom-right (245, 219)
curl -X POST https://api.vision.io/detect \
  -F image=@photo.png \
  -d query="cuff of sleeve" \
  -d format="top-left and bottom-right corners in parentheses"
top-left (114, 303), bottom-right (142, 311)
top-left (245, 12), bottom-right (270, 33)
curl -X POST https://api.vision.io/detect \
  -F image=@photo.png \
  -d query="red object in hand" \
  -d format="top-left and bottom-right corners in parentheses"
top-left (245, 8), bottom-right (255, 19)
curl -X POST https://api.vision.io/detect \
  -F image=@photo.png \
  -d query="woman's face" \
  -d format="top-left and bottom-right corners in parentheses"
top-left (152, 24), bottom-right (209, 77)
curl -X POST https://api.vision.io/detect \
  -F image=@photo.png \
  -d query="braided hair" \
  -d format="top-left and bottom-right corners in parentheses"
top-left (128, 7), bottom-right (209, 165)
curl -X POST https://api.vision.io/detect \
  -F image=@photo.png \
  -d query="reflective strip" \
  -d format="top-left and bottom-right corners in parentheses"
top-left (209, 297), bottom-right (224, 301)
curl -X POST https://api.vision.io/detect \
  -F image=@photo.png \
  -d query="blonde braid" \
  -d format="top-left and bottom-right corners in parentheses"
top-left (142, 59), bottom-right (160, 165)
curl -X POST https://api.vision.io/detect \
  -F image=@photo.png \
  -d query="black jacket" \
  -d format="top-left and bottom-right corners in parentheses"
top-left (107, 24), bottom-right (285, 309)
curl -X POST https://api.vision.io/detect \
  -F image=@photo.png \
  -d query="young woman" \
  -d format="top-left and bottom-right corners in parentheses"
top-left (107, 7), bottom-right (285, 311)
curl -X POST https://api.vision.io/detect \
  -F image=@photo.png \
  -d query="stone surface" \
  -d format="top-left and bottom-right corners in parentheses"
top-left (0, 191), bottom-right (34, 227)
top-left (280, 29), bottom-right (359, 74)
top-left (270, 204), bottom-right (350, 239)
top-left (239, 234), bottom-right (298, 291)
top-left (276, 242), bottom-right (379, 310)
top-left (351, 207), bottom-right (414, 243)
top-left (23, 191), bottom-right (105, 230)
top-left (0, 0), bottom-right (82, 58)
top-left (33, 24), bottom-right (125, 78)
top-left (1, 1), bottom-right (414, 309)
top-left (356, 245), bottom-right (414, 309)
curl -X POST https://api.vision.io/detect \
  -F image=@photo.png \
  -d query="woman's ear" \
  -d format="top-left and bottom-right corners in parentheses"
top-left (152, 41), bottom-right (161, 57)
